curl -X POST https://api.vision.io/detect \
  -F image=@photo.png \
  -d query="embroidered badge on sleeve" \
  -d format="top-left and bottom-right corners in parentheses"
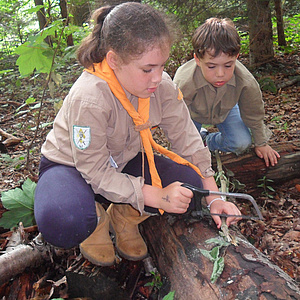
top-left (73, 125), bottom-right (91, 150)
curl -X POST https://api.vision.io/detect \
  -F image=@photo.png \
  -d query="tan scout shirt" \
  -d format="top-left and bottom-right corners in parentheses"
top-left (173, 59), bottom-right (272, 146)
top-left (41, 71), bottom-right (213, 214)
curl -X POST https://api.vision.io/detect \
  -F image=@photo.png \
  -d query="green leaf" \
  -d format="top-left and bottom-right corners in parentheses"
top-left (0, 208), bottom-right (35, 229)
top-left (145, 282), bottom-right (154, 287)
top-left (205, 237), bottom-right (230, 247)
top-left (163, 291), bottom-right (175, 300)
top-left (15, 41), bottom-right (54, 76)
top-left (0, 178), bottom-right (36, 229)
top-left (26, 97), bottom-right (36, 105)
top-left (210, 246), bottom-right (220, 260)
top-left (200, 249), bottom-right (215, 262)
top-left (24, 5), bottom-right (45, 14)
top-left (211, 257), bottom-right (225, 283)
top-left (0, 69), bottom-right (13, 75)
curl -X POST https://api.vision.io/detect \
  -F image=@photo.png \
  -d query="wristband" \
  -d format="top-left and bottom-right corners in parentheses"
top-left (207, 196), bottom-right (226, 210)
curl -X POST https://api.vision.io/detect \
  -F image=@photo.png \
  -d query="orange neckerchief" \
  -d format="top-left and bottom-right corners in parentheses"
top-left (85, 59), bottom-right (203, 213)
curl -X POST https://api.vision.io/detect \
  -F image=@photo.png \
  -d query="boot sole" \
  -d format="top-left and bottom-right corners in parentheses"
top-left (79, 245), bottom-right (115, 267)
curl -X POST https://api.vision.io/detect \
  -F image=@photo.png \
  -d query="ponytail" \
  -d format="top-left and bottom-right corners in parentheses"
top-left (76, 6), bottom-right (115, 68)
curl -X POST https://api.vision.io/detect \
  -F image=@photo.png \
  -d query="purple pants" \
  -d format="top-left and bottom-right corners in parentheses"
top-left (34, 153), bottom-right (203, 248)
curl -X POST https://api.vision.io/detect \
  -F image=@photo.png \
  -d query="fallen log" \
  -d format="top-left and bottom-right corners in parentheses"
top-left (0, 232), bottom-right (48, 286)
top-left (211, 140), bottom-right (300, 191)
top-left (277, 75), bottom-right (300, 89)
top-left (0, 128), bottom-right (22, 147)
top-left (141, 214), bottom-right (300, 300)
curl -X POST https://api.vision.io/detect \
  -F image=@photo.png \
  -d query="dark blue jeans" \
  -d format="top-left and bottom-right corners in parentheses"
top-left (34, 153), bottom-right (203, 249)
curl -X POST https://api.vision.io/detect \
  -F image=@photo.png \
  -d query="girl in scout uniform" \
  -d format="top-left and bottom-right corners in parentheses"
top-left (34, 2), bottom-right (241, 266)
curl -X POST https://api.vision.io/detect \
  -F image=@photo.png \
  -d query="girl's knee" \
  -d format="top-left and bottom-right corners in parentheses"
top-left (35, 208), bottom-right (97, 249)
top-left (35, 189), bottom-right (97, 248)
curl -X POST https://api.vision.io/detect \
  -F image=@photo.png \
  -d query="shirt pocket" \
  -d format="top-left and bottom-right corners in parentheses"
top-left (106, 125), bottom-right (127, 153)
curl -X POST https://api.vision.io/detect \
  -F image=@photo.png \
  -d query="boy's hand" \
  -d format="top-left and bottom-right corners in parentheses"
top-left (255, 145), bottom-right (280, 167)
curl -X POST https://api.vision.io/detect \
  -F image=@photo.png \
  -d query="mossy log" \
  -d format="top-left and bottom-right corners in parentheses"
top-left (211, 140), bottom-right (300, 191)
top-left (141, 214), bottom-right (300, 300)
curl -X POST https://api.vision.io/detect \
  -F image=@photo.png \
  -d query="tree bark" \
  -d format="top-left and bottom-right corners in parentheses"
top-left (211, 141), bottom-right (300, 192)
top-left (141, 215), bottom-right (300, 299)
top-left (246, 0), bottom-right (274, 68)
top-left (273, 0), bottom-right (286, 46)
top-left (34, 0), bottom-right (51, 46)
top-left (69, 2), bottom-right (91, 26)
top-left (59, 0), bottom-right (74, 46)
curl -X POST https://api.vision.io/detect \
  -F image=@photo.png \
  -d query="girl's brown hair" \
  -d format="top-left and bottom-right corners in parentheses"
top-left (192, 17), bottom-right (240, 59)
top-left (77, 2), bottom-right (175, 68)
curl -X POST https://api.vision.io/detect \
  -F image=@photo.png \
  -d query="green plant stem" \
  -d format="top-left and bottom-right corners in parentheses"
top-left (215, 150), bottom-right (231, 242)
top-left (25, 18), bottom-right (69, 177)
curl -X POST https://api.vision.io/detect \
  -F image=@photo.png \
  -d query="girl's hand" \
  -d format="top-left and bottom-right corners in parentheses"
top-left (255, 145), bottom-right (280, 167)
top-left (209, 199), bottom-right (242, 229)
top-left (143, 181), bottom-right (193, 213)
top-left (159, 181), bottom-right (193, 213)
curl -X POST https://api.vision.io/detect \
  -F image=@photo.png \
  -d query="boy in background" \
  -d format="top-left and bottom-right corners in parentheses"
top-left (174, 18), bottom-right (280, 167)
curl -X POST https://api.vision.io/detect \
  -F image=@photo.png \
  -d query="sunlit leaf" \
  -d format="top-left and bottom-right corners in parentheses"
top-left (0, 178), bottom-right (36, 229)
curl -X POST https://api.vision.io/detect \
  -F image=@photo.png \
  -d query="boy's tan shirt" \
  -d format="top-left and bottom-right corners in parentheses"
top-left (173, 59), bottom-right (272, 147)
top-left (41, 71), bottom-right (213, 214)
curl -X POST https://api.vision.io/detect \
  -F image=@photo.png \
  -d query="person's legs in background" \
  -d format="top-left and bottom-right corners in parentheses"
top-left (193, 104), bottom-right (252, 155)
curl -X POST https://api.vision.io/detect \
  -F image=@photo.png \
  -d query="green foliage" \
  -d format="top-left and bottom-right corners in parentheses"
top-left (0, 0), bottom-right (36, 54)
top-left (258, 77), bottom-right (277, 93)
top-left (214, 168), bottom-right (245, 193)
top-left (257, 176), bottom-right (275, 198)
top-left (271, 115), bottom-right (289, 133)
top-left (200, 237), bottom-right (230, 283)
top-left (163, 291), bottom-right (175, 300)
top-left (0, 178), bottom-right (36, 230)
top-left (272, 14), bottom-right (300, 54)
top-left (145, 270), bottom-right (163, 290)
top-left (15, 35), bottom-right (55, 77)
top-left (145, 270), bottom-right (175, 299)
top-left (0, 154), bottom-right (25, 170)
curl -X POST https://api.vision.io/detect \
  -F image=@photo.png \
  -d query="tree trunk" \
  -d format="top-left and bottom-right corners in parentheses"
top-left (211, 141), bottom-right (300, 192)
top-left (246, 0), bottom-right (274, 68)
top-left (141, 215), bottom-right (300, 299)
top-left (273, 0), bottom-right (286, 46)
top-left (34, 0), bottom-right (47, 31)
top-left (34, 0), bottom-right (52, 46)
top-left (59, 0), bottom-right (74, 46)
top-left (69, 2), bottom-right (91, 26)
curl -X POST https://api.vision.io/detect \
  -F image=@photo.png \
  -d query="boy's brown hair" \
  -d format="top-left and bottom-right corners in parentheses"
top-left (192, 17), bottom-right (240, 59)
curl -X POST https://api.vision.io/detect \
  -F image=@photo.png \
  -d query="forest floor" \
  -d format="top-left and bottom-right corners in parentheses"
top-left (0, 52), bottom-right (299, 299)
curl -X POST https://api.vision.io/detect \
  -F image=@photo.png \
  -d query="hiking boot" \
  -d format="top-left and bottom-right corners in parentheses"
top-left (80, 202), bottom-right (115, 266)
top-left (107, 204), bottom-right (149, 261)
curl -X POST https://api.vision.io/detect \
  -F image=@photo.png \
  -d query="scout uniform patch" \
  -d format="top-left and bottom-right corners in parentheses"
top-left (73, 125), bottom-right (91, 150)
